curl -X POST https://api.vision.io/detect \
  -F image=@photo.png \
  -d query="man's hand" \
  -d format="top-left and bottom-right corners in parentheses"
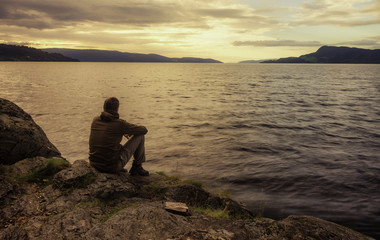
top-left (124, 134), bottom-right (133, 140)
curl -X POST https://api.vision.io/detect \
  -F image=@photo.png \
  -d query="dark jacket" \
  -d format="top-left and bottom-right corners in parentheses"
top-left (89, 111), bottom-right (147, 173)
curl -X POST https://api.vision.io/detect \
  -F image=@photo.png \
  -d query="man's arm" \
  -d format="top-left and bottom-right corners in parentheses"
top-left (122, 120), bottom-right (148, 136)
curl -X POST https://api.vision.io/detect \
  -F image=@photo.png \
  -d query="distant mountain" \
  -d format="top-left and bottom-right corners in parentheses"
top-left (239, 59), bottom-right (274, 63)
top-left (262, 46), bottom-right (380, 63)
top-left (0, 44), bottom-right (78, 62)
top-left (43, 48), bottom-right (222, 63)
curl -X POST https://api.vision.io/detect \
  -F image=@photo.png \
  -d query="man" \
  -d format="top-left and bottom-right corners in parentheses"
top-left (89, 97), bottom-right (149, 176)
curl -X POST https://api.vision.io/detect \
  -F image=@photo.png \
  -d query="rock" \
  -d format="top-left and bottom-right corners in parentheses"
top-left (0, 176), bottom-right (20, 203)
top-left (26, 207), bottom-right (103, 240)
top-left (165, 184), bottom-right (253, 218)
top-left (10, 156), bottom-right (68, 176)
top-left (165, 201), bottom-right (189, 215)
top-left (171, 229), bottom-right (235, 240)
top-left (276, 215), bottom-right (373, 240)
top-left (53, 159), bottom-right (95, 189)
top-left (165, 184), bottom-right (210, 206)
top-left (53, 160), bottom-right (136, 199)
top-left (0, 225), bottom-right (28, 240)
top-left (240, 216), bottom-right (375, 240)
top-left (83, 202), bottom-right (193, 240)
top-left (86, 172), bottom-right (136, 199)
top-left (0, 98), bottom-right (61, 165)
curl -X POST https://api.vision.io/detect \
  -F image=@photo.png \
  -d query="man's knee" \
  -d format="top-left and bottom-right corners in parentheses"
top-left (132, 134), bottom-right (145, 143)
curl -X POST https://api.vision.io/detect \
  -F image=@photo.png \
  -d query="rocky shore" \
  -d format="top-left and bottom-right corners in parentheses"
top-left (0, 98), bottom-right (374, 240)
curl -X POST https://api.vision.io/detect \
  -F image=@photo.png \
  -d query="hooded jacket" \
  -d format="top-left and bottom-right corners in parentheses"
top-left (89, 111), bottom-right (147, 173)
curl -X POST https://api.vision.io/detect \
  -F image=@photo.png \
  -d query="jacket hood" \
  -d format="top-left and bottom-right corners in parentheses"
top-left (100, 111), bottom-right (119, 121)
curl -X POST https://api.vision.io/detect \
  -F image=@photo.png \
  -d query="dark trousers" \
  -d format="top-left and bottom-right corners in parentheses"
top-left (118, 135), bottom-right (146, 170)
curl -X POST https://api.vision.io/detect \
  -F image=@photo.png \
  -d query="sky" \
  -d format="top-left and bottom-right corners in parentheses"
top-left (0, 0), bottom-right (379, 62)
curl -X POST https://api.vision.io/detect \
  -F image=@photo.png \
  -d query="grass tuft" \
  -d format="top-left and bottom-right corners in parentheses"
top-left (19, 158), bottom-right (69, 185)
top-left (101, 207), bottom-right (123, 222)
top-left (180, 179), bottom-right (203, 188)
top-left (191, 207), bottom-right (230, 219)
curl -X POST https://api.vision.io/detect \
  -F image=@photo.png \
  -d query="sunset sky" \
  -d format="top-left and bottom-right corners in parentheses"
top-left (1, 0), bottom-right (379, 62)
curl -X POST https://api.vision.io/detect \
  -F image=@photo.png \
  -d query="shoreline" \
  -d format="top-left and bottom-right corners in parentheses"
top-left (0, 97), bottom-right (375, 239)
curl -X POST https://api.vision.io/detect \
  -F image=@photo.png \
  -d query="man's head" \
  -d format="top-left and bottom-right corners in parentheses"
top-left (103, 97), bottom-right (119, 113)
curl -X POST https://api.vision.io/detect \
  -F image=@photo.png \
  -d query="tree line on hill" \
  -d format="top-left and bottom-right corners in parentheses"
top-left (0, 44), bottom-right (222, 63)
top-left (0, 44), bottom-right (79, 61)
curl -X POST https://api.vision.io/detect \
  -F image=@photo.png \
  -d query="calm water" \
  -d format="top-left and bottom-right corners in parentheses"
top-left (1, 62), bottom-right (379, 238)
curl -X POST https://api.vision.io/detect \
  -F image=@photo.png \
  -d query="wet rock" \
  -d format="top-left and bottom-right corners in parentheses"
top-left (0, 98), bottom-right (61, 165)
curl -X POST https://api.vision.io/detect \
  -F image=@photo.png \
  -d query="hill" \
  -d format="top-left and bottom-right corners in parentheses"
top-left (43, 48), bottom-right (222, 63)
top-left (0, 44), bottom-right (78, 61)
top-left (262, 46), bottom-right (380, 63)
top-left (239, 59), bottom-right (274, 63)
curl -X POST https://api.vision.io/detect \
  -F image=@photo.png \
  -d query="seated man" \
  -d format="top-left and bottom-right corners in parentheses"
top-left (89, 97), bottom-right (149, 176)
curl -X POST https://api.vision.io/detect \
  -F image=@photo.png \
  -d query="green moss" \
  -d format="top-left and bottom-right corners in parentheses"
top-left (155, 171), bottom-right (167, 177)
top-left (76, 199), bottom-right (138, 223)
top-left (19, 158), bottom-right (69, 185)
top-left (142, 172), bottom-right (180, 198)
top-left (101, 207), bottom-right (123, 222)
top-left (141, 182), bottom-right (168, 199)
top-left (180, 179), bottom-right (203, 188)
top-left (60, 173), bottom-right (96, 195)
top-left (155, 171), bottom-right (203, 188)
top-left (191, 207), bottom-right (230, 219)
top-left (73, 173), bottom-right (96, 188)
top-left (144, 172), bottom-right (205, 199)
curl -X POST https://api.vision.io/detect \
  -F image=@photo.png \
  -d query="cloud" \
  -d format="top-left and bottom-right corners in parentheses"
top-left (291, 0), bottom-right (380, 27)
top-left (0, 0), bottom-right (192, 29)
top-left (233, 40), bottom-right (323, 47)
top-left (0, 0), bottom-right (277, 30)
top-left (293, 18), bottom-right (380, 27)
top-left (361, 0), bottom-right (380, 17)
top-left (337, 37), bottom-right (380, 48)
top-left (233, 36), bottom-right (380, 49)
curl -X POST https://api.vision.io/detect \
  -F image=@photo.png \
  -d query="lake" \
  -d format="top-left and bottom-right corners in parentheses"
top-left (1, 62), bottom-right (379, 238)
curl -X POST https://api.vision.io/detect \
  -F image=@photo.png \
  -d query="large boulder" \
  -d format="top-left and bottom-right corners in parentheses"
top-left (0, 98), bottom-right (61, 164)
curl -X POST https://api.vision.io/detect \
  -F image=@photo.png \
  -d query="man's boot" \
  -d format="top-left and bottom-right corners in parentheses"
top-left (129, 164), bottom-right (149, 176)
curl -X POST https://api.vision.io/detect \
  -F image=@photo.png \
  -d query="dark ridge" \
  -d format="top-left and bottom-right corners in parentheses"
top-left (261, 46), bottom-right (380, 64)
top-left (0, 44), bottom-right (79, 62)
top-left (43, 48), bottom-right (223, 63)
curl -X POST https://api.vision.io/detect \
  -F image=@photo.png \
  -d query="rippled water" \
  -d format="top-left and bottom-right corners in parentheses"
top-left (1, 62), bottom-right (379, 238)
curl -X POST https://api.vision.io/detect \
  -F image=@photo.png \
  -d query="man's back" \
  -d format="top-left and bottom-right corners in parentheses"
top-left (89, 111), bottom-right (125, 172)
